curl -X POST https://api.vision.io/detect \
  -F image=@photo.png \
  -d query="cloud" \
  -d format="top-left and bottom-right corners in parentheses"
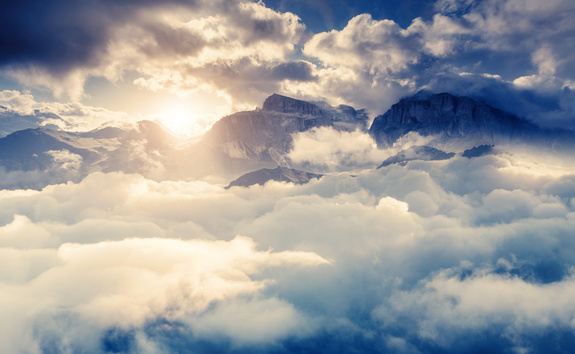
top-left (3, 0), bottom-right (574, 131)
top-left (0, 0), bottom-right (307, 105)
top-left (288, 127), bottom-right (435, 172)
top-left (374, 265), bottom-right (575, 352)
top-left (293, 0), bottom-right (575, 129)
top-left (288, 127), bottom-right (387, 172)
top-left (187, 296), bottom-right (318, 345)
top-left (297, 12), bottom-right (473, 113)
top-left (0, 142), bottom-right (574, 352)
top-left (129, 2), bottom-right (309, 110)
top-left (0, 235), bottom-right (327, 352)
top-left (303, 14), bottom-right (419, 74)
top-left (44, 150), bottom-right (83, 171)
top-left (0, 90), bottom-right (142, 133)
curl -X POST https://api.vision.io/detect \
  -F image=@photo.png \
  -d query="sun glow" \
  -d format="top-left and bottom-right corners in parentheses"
top-left (157, 101), bottom-right (213, 139)
top-left (162, 105), bottom-right (193, 135)
top-left (153, 94), bottom-right (232, 139)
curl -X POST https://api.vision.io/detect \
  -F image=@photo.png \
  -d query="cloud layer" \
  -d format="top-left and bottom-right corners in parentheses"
top-left (2, 1), bottom-right (575, 351)
top-left (1, 137), bottom-right (575, 352)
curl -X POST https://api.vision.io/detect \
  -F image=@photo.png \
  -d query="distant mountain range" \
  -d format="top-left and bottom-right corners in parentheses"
top-left (0, 92), bottom-right (573, 189)
top-left (0, 120), bottom-right (178, 188)
top-left (0, 106), bottom-right (64, 138)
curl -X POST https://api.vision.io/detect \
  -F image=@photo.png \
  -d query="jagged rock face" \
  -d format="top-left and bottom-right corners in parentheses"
top-left (263, 94), bottom-right (325, 116)
top-left (203, 110), bottom-right (333, 160)
top-left (203, 94), bottom-right (368, 161)
top-left (225, 167), bottom-right (323, 189)
top-left (369, 92), bottom-right (539, 147)
top-left (331, 104), bottom-right (370, 131)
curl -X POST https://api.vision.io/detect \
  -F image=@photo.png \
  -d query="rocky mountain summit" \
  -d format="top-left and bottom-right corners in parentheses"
top-left (262, 93), bottom-right (325, 116)
top-left (202, 94), bottom-right (368, 162)
top-left (369, 91), bottom-right (556, 148)
top-left (0, 94), bottom-right (370, 189)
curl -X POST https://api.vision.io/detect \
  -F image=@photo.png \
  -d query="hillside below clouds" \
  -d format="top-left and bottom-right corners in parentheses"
top-left (0, 92), bottom-right (573, 189)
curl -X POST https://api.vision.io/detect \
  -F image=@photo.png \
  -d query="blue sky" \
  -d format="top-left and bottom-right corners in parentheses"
top-left (264, 0), bottom-right (438, 31)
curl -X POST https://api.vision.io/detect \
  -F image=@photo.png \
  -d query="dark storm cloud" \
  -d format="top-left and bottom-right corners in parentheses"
top-left (0, 0), bottom-right (195, 72)
top-left (140, 22), bottom-right (207, 58)
top-left (267, 61), bottom-right (316, 82)
top-left (142, 59), bottom-right (316, 109)
top-left (0, 0), bottom-right (307, 102)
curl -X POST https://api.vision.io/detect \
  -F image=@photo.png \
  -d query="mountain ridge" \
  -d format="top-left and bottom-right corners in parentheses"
top-left (0, 91), bottom-right (573, 190)
top-left (202, 93), bottom-right (369, 161)
top-left (368, 91), bottom-right (568, 148)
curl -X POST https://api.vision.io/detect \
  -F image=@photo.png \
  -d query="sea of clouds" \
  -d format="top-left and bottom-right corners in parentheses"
top-left (1, 129), bottom-right (575, 353)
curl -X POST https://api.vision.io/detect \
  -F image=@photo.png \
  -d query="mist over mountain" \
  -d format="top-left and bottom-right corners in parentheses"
top-left (0, 120), bottom-right (180, 188)
top-left (1, 91), bottom-right (573, 190)
top-left (0, 107), bottom-right (63, 137)
top-left (202, 94), bottom-right (368, 162)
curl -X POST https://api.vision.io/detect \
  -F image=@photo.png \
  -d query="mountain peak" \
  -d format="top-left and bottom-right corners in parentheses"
top-left (409, 89), bottom-right (436, 101)
top-left (369, 91), bottom-right (539, 147)
top-left (262, 94), bottom-right (325, 116)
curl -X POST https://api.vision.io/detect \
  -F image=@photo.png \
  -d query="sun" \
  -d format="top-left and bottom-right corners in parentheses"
top-left (165, 106), bottom-right (189, 130)
top-left (159, 104), bottom-right (197, 138)
top-left (153, 93), bottom-right (232, 139)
